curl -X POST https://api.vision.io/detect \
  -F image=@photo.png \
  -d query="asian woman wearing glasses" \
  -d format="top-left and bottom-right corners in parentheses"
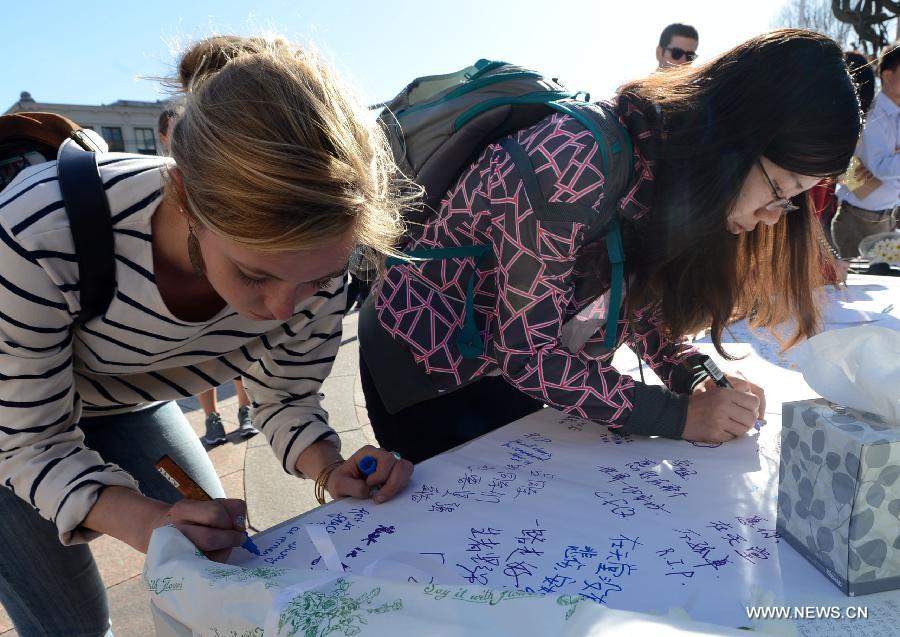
top-left (359, 29), bottom-right (861, 464)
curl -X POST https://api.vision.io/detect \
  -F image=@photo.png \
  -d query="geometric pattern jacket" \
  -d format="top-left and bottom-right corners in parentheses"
top-left (373, 102), bottom-right (705, 438)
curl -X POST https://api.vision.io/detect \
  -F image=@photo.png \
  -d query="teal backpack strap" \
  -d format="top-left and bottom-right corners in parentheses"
top-left (455, 245), bottom-right (492, 357)
top-left (500, 129), bottom-right (628, 351)
top-left (386, 244), bottom-right (492, 358)
top-left (548, 100), bottom-right (632, 350)
top-left (603, 219), bottom-right (624, 349)
top-left (454, 90), bottom-right (574, 130)
top-left (546, 99), bottom-right (634, 188)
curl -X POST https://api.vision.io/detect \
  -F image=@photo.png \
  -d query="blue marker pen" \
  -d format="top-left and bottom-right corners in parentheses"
top-left (239, 528), bottom-right (261, 556)
top-left (699, 356), bottom-right (765, 431)
top-left (358, 455), bottom-right (378, 477)
top-left (358, 455), bottom-right (380, 495)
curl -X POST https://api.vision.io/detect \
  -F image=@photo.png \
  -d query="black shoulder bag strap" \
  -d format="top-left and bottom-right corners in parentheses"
top-left (57, 140), bottom-right (116, 324)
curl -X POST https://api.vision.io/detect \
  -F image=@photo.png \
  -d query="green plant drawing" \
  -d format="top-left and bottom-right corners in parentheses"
top-left (277, 578), bottom-right (402, 636)
top-left (206, 565), bottom-right (289, 589)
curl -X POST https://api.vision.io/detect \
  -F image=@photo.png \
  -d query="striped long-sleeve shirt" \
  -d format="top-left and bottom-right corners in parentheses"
top-left (0, 154), bottom-right (344, 545)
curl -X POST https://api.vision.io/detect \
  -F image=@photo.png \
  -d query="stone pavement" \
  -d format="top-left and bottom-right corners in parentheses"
top-left (0, 311), bottom-right (374, 636)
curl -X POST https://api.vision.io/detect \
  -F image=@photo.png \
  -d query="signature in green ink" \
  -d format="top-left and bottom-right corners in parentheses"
top-left (210, 627), bottom-right (264, 637)
top-left (206, 565), bottom-right (289, 589)
top-left (278, 578), bottom-right (402, 636)
top-left (146, 576), bottom-right (184, 595)
top-left (423, 583), bottom-right (539, 606)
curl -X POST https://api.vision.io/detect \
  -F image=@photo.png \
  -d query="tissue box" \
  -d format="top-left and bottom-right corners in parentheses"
top-left (777, 398), bottom-right (900, 596)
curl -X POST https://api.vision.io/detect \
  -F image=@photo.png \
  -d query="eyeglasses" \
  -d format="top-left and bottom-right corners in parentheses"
top-left (757, 160), bottom-right (800, 213)
top-left (665, 47), bottom-right (697, 62)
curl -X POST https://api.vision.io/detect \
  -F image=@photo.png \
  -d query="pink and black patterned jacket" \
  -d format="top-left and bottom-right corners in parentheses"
top-left (371, 101), bottom-right (705, 438)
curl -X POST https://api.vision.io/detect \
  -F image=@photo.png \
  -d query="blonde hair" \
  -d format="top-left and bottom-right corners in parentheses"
top-left (168, 35), bottom-right (405, 256)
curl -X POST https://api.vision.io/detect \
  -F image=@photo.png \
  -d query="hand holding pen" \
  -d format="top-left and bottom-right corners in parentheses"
top-left (682, 356), bottom-right (767, 443)
top-left (154, 455), bottom-right (260, 561)
top-left (317, 446), bottom-right (413, 505)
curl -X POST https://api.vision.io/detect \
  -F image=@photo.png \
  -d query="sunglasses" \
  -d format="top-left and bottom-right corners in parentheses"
top-left (665, 47), bottom-right (697, 62)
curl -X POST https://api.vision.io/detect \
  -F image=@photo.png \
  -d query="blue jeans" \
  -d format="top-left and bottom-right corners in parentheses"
top-left (0, 402), bottom-right (224, 637)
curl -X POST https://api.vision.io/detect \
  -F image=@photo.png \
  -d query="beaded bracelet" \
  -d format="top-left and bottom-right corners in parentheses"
top-left (314, 460), bottom-right (344, 505)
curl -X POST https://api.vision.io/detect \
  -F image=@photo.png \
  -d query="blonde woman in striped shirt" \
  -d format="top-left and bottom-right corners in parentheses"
top-left (0, 36), bottom-right (412, 636)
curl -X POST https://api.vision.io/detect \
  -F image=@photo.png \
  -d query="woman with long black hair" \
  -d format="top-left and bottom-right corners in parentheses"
top-left (360, 29), bottom-right (861, 463)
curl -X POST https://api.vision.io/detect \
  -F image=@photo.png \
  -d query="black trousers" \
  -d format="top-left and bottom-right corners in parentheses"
top-left (359, 355), bottom-right (544, 464)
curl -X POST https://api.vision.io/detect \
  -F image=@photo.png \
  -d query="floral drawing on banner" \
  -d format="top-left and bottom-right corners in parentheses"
top-left (206, 565), bottom-right (289, 589)
top-left (277, 578), bottom-right (402, 636)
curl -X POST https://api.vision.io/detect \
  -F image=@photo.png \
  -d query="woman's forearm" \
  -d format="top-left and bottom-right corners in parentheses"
top-left (294, 439), bottom-right (344, 479)
top-left (82, 485), bottom-right (169, 553)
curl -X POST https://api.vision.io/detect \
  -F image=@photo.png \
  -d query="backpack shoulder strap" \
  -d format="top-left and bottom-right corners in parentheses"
top-left (498, 102), bottom-right (633, 350)
top-left (564, 102), bottom-right (631, 350)
top-left (498, 101), bottom-right (632, 227)
top-left (57, 140), bottom-right (116, 323)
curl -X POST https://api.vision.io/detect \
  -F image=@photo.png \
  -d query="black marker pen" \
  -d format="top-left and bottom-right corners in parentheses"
top-left (699, 356), bottom-right (764, 431)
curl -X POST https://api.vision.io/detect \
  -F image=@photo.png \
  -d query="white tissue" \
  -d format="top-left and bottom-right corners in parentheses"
top-left (794, 326), bottom-right (900, 426)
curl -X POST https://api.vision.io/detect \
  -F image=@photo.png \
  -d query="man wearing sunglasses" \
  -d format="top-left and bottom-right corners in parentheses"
top-left (656, 23), bottom-right (699, 69)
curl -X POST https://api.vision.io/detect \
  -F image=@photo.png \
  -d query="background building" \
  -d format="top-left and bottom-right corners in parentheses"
top-left (5, 91), bottom-right (168, 155)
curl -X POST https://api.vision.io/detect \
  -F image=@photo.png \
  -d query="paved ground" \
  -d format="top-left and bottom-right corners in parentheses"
top-left (0, 311), bottom-right (373, 636)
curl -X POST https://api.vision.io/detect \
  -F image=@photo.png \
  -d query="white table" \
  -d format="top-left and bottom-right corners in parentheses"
top-left (144, 276), bottom-right (900, 636)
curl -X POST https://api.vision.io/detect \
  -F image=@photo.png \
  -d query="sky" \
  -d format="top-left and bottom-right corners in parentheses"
top-left (4, 0), bottom-right (792, 110)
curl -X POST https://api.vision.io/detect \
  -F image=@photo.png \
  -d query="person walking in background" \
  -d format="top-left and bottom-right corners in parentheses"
top-left (833, 44), bottom-right (900, 258)
top-left (656, 23), bottom-right (699, 69)
top-left (197, 379), bottom-right (258, 445)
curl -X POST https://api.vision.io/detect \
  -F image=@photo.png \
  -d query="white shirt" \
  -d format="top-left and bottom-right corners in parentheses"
top-left (0, 154), bottom-right (344, 544)
top-left (837, 91), bottom-right (900, 211)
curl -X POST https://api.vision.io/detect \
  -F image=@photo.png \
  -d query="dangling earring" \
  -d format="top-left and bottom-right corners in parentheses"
top-left (187, 225), bottom-right (205, 276)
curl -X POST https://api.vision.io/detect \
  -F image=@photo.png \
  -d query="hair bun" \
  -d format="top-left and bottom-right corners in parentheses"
top-left (178, 35), bottom-right (278, 92)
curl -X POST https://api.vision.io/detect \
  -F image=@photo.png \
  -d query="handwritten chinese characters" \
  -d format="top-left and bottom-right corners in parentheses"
top-left (410, 433), bottom-right (558, 514)
top-left (452, 520), bottom-right (641, 606)
top-left (655, 516), bottom-right (781, 580)
top-left (594, 458), bottom-right (696, 518)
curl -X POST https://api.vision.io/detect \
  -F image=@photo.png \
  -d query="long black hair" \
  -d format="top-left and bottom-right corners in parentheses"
top-left (617, 29), bottom-right (861, 355)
